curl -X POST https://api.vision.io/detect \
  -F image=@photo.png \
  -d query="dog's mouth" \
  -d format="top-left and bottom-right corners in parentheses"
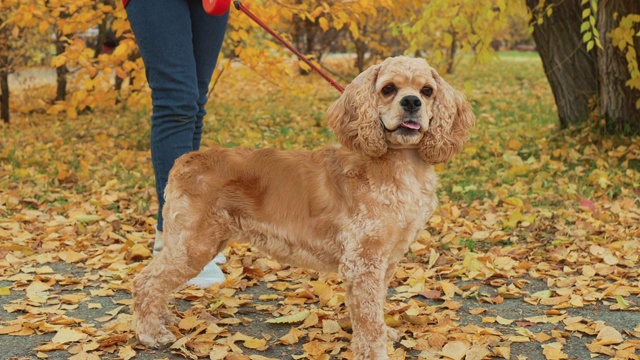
top-left (385, 120), bottom-right (422, 132)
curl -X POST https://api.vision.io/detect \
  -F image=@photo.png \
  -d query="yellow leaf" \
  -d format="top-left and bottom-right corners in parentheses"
top-left (462, 253), bottom-right (484, 272)
top-left (118, 345), bottom-right (136, 360)
top-left (60, 293), bottom-right (87, 304)
top-left (531, 290), bottom-right (552, 299)
top-left (303, 311), bottom-right (319, 328)
top-left (279, 328), bottom-right (304, 345)
top-left (58, 249), bottom-right (87, 263)
top-left (128, 244), bottom-right (151, 260)
top-left (581, 265), bottom-right (596, 277)
top-left (0, 287), bottom-right (10, 296)
top-left (318, 17), bottom-right (329, 32)
top-left (507, 164), bottom-right (529, 178)
top-left (51, 55), bottom-right (67, 68)
top-left (507, 139), bottom-right (523, 150)
top-left (349, 22), bottom-right (359, 39)
top-left (322, 320), bottom-right (341, 334)
top-left (440, 281), bottom-right (459, 299)
top-left (243, 337), bottom-right (267, 349)
top-left (503, 197), bottom-right (524, 208)
top-left (439, 341), bottom-right (469, 360)
top-left (0, 324), bottom-right (22, 334)
top-left (310, 280), bottom-right (333, 306)
top-left (74, 214), bottom-right (101, 223)
top-left (265, 310), bottom-right (310, 324)
top-left (51, 328), bottom-right (88, 344)
top-left (178, 316), bottom-right (203, 331)
top-left (35, 343), bottom-right (66, 352)
top-left (595, 326), bottom-right (623, 345)
top-left (466, 345), bottom-right (491, 360)
top-left (542, 342), bottom-right (568, 359)
top-left (208, 347), bottom-right (229, 359)
top-left (496, 316), bottom-right (514, 325)
top-left (66, 106), bottom-right (78, 119)
top-left (384, 314), bottom-right (402, 327)
top-left (502, 209), bottom-right (524, 228)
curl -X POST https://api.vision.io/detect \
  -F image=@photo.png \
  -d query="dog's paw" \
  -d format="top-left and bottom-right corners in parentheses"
top-left (160, 310), bottom-right (180, 326)
top-left (385, 326), bottom-right (400, 342)
top-left (137, 326), bottom-right (176, 349)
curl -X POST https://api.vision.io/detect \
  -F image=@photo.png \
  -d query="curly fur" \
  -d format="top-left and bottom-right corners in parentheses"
top-left (418, 69), bottom-right (475, 164)
top-left (132, 56), bottom-right (474, 360)
top-left (326, 64), bottom-right (388, 157)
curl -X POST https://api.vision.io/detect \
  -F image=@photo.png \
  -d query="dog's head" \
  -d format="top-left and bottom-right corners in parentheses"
top-left (326, 56), bottom-right (474, 164)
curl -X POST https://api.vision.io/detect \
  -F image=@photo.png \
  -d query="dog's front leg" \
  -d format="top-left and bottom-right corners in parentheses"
top-left (340, 252), bottom-right (390, 360)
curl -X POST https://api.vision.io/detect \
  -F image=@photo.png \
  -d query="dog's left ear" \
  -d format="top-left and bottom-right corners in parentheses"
top-left (419, 68), bottom-right (475, 164)
top-left (326, 64), bottom-right (387, 157)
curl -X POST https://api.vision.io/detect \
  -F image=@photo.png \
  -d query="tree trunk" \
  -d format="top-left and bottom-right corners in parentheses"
top-left (354, 37), bottom-right (366, 73)
top-left (598, 0), bottom-right (640, 135)
top-left (525, 0), bottom-right (598, 128)
top-left (446, 27), bottom-right (457, 74)
top-left (0, 12), bottom-right (9, 124)
top-left (0, 67), bottom-right (8, 124)
top-left (55, 36), bottom-right (68, 102)
top-left (352, 23), bottom-right (368, 73)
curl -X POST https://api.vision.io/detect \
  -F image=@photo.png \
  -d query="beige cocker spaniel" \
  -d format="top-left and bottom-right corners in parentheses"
top-left (133, 56), bottom-right (474, 359)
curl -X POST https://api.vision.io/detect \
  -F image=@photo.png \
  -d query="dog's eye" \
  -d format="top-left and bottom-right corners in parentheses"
top-left (381, 84), bottom-right (396, 96)
top-left (421, 87), bottom-right (433, 97)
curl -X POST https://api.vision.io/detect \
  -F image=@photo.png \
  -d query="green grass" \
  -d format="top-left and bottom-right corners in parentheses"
top-left (498, 50), bottom-right (540, 58)
top-left (2, 54), bottom-right (638, 248)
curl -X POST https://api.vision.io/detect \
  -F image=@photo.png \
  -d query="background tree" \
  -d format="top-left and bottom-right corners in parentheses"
top-left (597, 0), bottom-right (640, 135)
top-left (0, 0), bottom-right (50, 124)
top-left (525, 0), bottom-right (598, 129)
top-left (3, 0), bottom-right (639, 136)
top-left (403, 0), bottom-right (529, 74)
top-left (526, 0), bottom-right (640, 135)
top-left (0, 10), bottom-right (11, 124)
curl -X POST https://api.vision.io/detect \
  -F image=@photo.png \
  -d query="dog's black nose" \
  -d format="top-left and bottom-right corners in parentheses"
top-left (400, 95), bottom-right (422, 113)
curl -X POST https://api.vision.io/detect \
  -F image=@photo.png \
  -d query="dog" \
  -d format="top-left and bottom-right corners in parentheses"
top-left (132, 56), bottom-right (474, 359)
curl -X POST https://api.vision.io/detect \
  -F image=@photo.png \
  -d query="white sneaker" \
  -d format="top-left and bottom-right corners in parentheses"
top-left (152, 228), bottom-right (226, 287)
top-left (153, 228), bottom-right (227, 263)
top-left (213, 253), bottom-right (227, 264)
top-left (186, 260), bottom-right (226, 288)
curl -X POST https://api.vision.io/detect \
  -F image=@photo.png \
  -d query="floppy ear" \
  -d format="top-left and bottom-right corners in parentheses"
top-left (419, 68), bottom-right (474, 164)
top-left (326, 64), bottom-right (387, 157)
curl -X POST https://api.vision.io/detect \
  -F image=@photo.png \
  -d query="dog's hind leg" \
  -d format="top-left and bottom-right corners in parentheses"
top-left (133, 212), bottom-right (231, 348)
top-left (340, 246), bottom-right (390, 360)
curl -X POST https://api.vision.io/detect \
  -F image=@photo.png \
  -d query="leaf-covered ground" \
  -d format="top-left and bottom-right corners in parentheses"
top-left (1, 54), bottom-right (639, 360)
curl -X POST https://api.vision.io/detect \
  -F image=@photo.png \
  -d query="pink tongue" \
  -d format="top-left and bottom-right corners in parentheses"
top-left (401, 122), bottom-right (420, 130)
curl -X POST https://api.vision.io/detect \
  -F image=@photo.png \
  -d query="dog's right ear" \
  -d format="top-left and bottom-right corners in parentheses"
top-left (418, 68), bottom-right (474, 164)
top-left (326, 64), bottom-right (388, 157)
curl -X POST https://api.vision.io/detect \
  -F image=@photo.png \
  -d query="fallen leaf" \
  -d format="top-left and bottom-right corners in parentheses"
top-left (244, 337), bottom-right (267, 349)
top-left (265, 310), bottom-right (310, 324)
top-left (595, 326), bottom-right (623, 345)
top-left (51, 328), bottom-right (88, 344)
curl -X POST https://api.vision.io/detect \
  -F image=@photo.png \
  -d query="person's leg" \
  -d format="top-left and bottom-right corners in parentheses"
top-left (126, 0), bottom-right (199, 232)
top-left (127, 1), bottom-right (228, 285)
top-left (188, 2), bottom-right (229, 151)
top-left (187, 4), bottom-right (230, 267)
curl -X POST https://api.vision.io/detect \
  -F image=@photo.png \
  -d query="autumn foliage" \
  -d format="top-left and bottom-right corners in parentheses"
top-left (1, 0), bottom-right (640, 359)
top-left (0, 0), bottom-right (537, 124)
top-left (2, 51), bottom-right (640, 359)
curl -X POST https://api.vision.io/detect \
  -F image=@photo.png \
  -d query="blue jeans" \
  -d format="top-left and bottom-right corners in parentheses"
top-left (126, 0), bottom-right (228, 231)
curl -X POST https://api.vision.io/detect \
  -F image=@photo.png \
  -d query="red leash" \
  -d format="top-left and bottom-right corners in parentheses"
top-left (233, 0), bottom-right (344, 93)
top-left (233, 1), bottom-right (345, 93)
top-left (203, 0), bottom-right (344, 92)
